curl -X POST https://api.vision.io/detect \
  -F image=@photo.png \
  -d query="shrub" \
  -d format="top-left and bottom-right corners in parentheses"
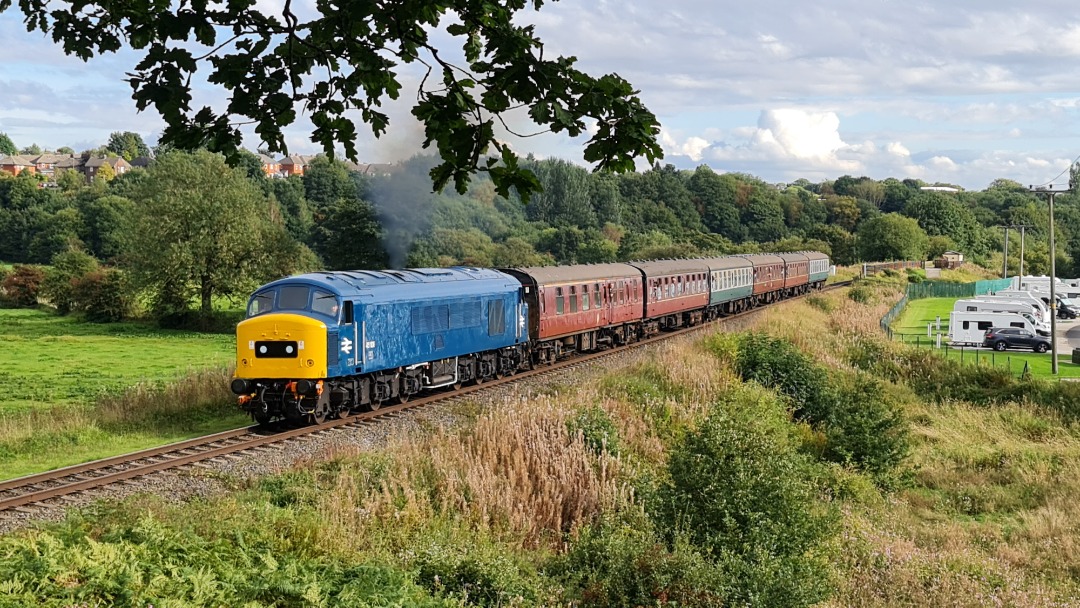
top-left (735, 333), bottom-right (829, 421)
top-left (567, 406), bottom-right (621, 457)
top-left (555, 513), bottom-right (723, 607)
top-left (41, 249), bottom-right (100, 314)
top-left (414, 540), bottom-right (546, 606)
top-left (906, 268), bottom-right (926, 283)
top-left (73, 268), bottom-right (133, 322)
top-left (656, 395), bottom-right (837, 607)
top-left (806, 294), bottom-right (835, 312)
top-left (848, 284), bottom-right (873, 304)
top-left (0, 264), bottom-right (45, 307)
top-left (821, 371), bottom-right (910, 477)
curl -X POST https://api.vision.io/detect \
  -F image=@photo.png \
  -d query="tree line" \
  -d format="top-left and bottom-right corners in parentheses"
top-left (2, 147), bottom-right (1079, 325)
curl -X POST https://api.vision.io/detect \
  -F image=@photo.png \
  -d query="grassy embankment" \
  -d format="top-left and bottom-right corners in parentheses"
top-left (4, 279), bottom-right (1080, 605)
top-left (0, 308), bottom-right (247, 479)
top-left (892, 296), bottom-right (1080, 378)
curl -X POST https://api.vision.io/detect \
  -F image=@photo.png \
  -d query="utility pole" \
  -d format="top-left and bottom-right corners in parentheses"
top-left (1030, 186), bottom-right (1067, 375)
top-left (993, 225), bottom-right (1013, 279)
top-left (1019, 225), bottom-right (1027, 279)
top-left (1003, 226), bottom-right (1010, 278)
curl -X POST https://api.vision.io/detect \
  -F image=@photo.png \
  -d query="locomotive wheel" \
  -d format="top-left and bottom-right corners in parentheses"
top-left (369, 399), bottom-right (382, 412)
top-left (310, 404), bottom-right (328, 425)
top-left (397, 392), bottom-right (411, 404)
top-left (253, 411), bottom-right (272, 426)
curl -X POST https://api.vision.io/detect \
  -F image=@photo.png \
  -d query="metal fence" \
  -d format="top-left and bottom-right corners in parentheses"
top-left (879, 276), bottom-right (1053, 378)
top-left (879, 294), bottom-right (908, 337)
top-left (905, 277), bottom-right (1013, 300)
top-left (887, 332), bottom-right (1036, 378)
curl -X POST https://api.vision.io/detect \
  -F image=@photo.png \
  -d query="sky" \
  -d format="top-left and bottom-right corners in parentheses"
top-left (2, 0), bottom-right (1080, 191)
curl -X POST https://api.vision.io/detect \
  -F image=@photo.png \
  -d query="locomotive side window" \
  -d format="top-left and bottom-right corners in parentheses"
top-left (278, 285), bottom-right (310, 310)
top-left (488, 300), bottom-right (506, 336)
top-left (556, 287), bottom-right (565, 315)
top-left (248, 292), bottom-right (273, 317)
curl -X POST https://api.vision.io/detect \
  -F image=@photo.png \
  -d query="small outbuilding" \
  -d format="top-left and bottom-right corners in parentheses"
top-left (936, 250), bottom-right (964, 269)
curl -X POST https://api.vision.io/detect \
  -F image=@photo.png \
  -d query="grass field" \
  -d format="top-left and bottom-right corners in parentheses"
top-left (891, 296), bottom-right (1080, 378)
top-left (0, 308), bottom-right (248, 479)
top-left (0, 308), bottom-right (234, 413)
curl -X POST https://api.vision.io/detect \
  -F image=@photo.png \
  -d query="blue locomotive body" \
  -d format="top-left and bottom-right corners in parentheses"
top-left (233, 267), bottom-right (527, 423)
top-left (347, 267), bottom-right (526, 374)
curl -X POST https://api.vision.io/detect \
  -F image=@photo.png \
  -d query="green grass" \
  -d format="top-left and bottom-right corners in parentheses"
top-left (890, 296), bottom-right (1080, 379)
top-left (0, 308), bottom-right (248, 480)
top-left (0, 308), bottom-right (234, 413)
top-left (892, 297), bottom-right (955, 335)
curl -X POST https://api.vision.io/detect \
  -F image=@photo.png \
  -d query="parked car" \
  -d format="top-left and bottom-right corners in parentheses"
top-left (982, 327), bottom-right (1051, 353)
top-left (1058, 298), bottom-right (1079, 319)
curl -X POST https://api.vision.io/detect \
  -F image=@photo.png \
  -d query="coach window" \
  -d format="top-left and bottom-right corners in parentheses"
top-left (555, 287), bottom-right (564, 315)
top-left (593, 284), bottom-right (601, 308)
top-left (581, 284), bottom-right (590, 311)
top-left (569, 286), bottom-right (578, 313)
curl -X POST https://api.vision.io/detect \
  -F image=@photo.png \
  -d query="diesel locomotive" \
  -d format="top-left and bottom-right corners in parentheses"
top-left (231, 252), bottom-right (830, 424)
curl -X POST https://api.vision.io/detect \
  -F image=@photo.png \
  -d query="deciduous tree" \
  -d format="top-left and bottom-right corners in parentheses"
top-left (1, 0), bottom-right (662, 198)
top-left (121, 150), bottom-right (311, 317)
top-left (856, 213), bottom-right (929, 262)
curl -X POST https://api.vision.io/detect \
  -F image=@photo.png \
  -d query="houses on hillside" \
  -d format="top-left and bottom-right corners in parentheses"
top-left (0, 153), bottom-right (131, 183)
top-left (0, 151), bottom-right (397, 183)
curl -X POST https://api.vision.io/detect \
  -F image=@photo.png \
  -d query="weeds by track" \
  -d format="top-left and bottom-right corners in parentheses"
top-left (0, 282), bottom-right (850, 514)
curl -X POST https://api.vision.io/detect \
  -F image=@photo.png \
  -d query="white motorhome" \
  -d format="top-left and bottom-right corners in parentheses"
top-left (982, 291), bottom-right (1051, 321)
top-left (948, 311), bottom-right (1037, 345)
top-left (1010, 276), bottom-right (1080, 299)
top-left (953, 300), bottom-right (1050, 335)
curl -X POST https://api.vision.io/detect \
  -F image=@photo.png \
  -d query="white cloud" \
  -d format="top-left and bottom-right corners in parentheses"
top-left (754, 109), bottom-right (847, 160)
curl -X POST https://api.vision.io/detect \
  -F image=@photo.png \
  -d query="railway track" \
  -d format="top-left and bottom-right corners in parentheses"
top-left (0, 280), bottom-right (851, 515)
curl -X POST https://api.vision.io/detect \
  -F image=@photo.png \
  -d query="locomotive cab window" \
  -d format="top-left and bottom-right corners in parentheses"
top-left (278, 285), bottom-right (310, 310)
top-left (248, 292), bottom-right (273, 317)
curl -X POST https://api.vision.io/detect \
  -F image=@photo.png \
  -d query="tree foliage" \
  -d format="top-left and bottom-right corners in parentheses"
top-left (105, 131), bottom-right (151, 160)
top-left (0, 132), bottom-right (16, 155)
top-left (1, 0), bottom-right (661, 198)
top-left (121, 150), bottom-right (314, 317)
top-left (857, 213), bottom-right (930, 262)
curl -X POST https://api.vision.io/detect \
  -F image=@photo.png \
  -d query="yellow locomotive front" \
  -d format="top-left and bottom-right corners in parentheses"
top-left (231, 284), bottom-right (339, 424)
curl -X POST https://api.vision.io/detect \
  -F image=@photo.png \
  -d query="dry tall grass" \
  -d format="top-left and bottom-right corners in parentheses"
top-left (318, 390), bottom-right (635, 551)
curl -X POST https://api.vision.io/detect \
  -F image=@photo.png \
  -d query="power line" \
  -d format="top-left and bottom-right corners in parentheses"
top-left (1031, 153), bottom-right (1080, 189)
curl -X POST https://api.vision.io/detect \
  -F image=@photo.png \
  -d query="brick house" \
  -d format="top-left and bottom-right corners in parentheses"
top-left (278, 154), bottom-right (310, 177)
top-left (83, 156), bottom-right (131, 181)
top-left (0, 154), bottom-right (36, 176)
